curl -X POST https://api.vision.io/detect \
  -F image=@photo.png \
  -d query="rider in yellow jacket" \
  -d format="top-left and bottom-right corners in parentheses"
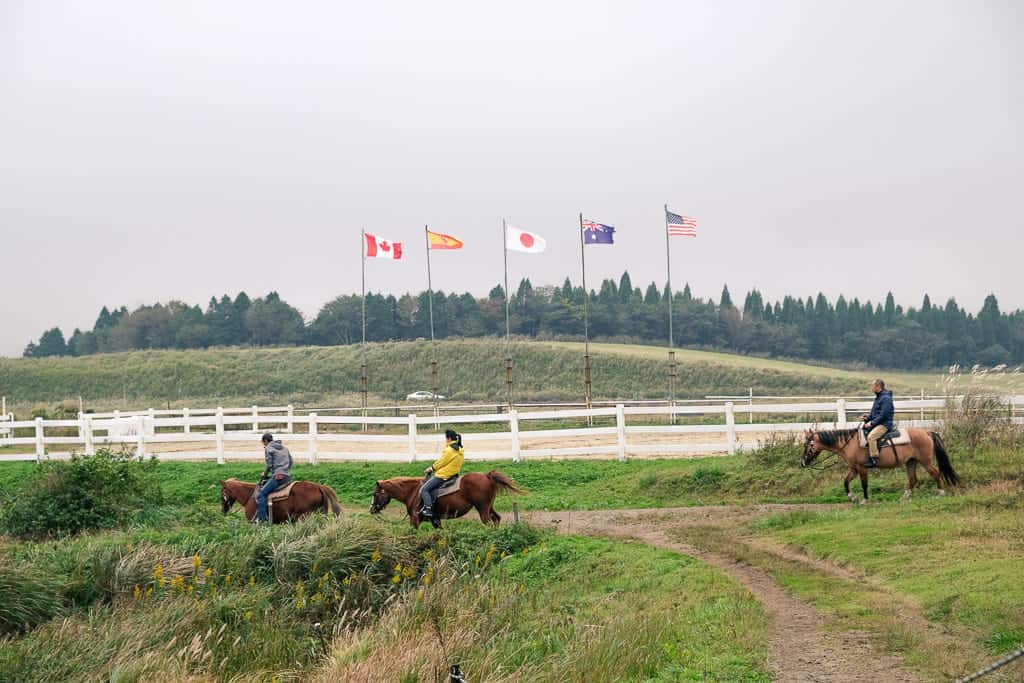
top-left (419, 429), bottom-right (464, 518)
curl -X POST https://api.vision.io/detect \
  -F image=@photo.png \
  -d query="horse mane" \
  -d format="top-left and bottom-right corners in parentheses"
top-left (817, 428), bottom-right (858, 448)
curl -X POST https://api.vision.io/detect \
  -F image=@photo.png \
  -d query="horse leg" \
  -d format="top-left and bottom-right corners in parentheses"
top-left (902, 461), bottom-right (918, 503)
top-left (490, 507), bottom-right (501, 526)
top-left (921, 460), bottom-right (946, 496)
top-left (859, 469), bottom-right (870, 505)
top-left (844, 468), bottom-right (858, 503)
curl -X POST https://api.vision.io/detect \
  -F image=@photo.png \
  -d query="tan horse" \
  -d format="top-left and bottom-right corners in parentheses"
top-left (220, 478), bottom-right (343, 523)
top-left (801, 428), bottom-right (959, 503)
top-left (369, 471), bottom-right (524, 529)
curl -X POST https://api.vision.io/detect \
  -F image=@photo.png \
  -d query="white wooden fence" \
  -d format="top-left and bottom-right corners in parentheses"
top-left (1, 397), bottom-right (1021, 464)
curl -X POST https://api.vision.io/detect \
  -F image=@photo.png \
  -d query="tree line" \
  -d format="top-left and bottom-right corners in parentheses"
top-left (23, 273), bottom-right (1024, 369)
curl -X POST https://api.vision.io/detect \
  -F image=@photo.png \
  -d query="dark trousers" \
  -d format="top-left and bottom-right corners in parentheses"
top-left (256, 477), bottom-right (286, 522)
top-left (420, 475), bottom-right (447, 510)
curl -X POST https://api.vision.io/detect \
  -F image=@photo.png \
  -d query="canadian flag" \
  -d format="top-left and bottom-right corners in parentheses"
top-left (506, 225), bottom-right (546, 254)
top-left (364, 232), bottom-right (403, 260)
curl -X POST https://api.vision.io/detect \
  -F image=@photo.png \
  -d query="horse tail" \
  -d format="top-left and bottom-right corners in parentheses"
top-left (486, 470), bottom-right (525, 494)
top-left (320, 485), bottom-right (343, 517)
top-left (930, 432), bottom-right (960, 487)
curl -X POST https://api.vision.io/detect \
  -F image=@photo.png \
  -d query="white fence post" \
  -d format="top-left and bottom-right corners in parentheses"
top-left (836, 398), bottom-right (847, 427)
top-left (77, 412), bottom-right (84, 440)
top-left (252, 405), bottom-right (259, 433)
top-left (616, 403), bottom-right (627, 462)
top-left (34, 417), bottom-right (44, 463)
top-left (183, 407), bottom-right (191, 435)
top-left (286, 404), bottom-right (294, 433)
top-left (136, 415), bottom-right (146, 461)
top-left (215, 407), bottom-right (225, 465)
top-left (308, 413), bottom-right (318, 465)
top-left (510, 409), bottom-right (521, 463)
top-left (725, 402), bottom-right (737, 455)
top-left (147, 408), bottom-right (155, 434)
top-left (84, 416), bottom-right (95, 455)
top-left (408, 413), bottom-right (418, 463)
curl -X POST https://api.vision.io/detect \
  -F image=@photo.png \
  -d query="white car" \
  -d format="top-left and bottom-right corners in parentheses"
top-left (406, 391), bottom-right (445, 401)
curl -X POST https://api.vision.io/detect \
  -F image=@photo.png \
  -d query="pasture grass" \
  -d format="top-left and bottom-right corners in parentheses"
top-left (0, 338), bottom-right (913, 411)
top-left (1, 430), bottom-right (1019, 516)
top-left (752, 494), bottom-right (1024, 657)
top-left (664, 492), bottom-right (1024, 682)
top-left (314, 535), bottom-right (769, 682)
top-left (0, 513), bottom-right (769, 681)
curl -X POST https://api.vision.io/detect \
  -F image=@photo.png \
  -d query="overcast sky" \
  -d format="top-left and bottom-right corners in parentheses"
top-left (2, 1), bottom-right (1021, 357)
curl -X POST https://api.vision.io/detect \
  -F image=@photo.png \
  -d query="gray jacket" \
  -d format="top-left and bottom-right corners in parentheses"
top-left (264, 440), bottom-right (293, 480)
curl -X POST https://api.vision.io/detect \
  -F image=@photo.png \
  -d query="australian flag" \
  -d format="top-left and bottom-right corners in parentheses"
top-left (582, 219), bottom-right (615, 245)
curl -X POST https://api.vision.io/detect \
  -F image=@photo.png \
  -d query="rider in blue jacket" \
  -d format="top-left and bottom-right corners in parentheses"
top-left (861, 379), bottom-right (894, 468)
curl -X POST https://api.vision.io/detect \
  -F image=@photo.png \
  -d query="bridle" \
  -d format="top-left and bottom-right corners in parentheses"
top-left (801, 430), bottom-right (851, 471)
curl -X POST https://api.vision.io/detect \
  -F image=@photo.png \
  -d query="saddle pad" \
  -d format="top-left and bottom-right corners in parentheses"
top-left (268, 481), bottom-right (298, 503)
top-left (436, 476), bottom-right (462, 498)
top-left (857, 429), bottom-right (912, 448)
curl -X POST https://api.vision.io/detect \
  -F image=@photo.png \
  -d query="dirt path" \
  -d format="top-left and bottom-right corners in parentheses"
top-left (525, 505), bottom-right (921, 683)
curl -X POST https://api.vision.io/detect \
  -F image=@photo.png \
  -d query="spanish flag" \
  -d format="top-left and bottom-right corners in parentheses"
top-left (426, 230), bottom-right (464, 250)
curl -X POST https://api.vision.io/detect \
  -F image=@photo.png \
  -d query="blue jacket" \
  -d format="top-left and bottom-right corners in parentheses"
top-left (865, 390), bottom-right (894, 431)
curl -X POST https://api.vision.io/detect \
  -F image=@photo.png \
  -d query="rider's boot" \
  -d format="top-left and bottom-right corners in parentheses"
top-left (419, 506), bottom-right (433, 519)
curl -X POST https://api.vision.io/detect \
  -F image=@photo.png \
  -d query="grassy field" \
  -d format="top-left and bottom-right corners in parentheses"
top-left (754, 496), bottom-right (1024, 656)
top-left (4, 338), bottom-right (999, 416)
top-left (1, 428), bottom-right (1020, 511)
top-left (0, 513), bottom-right (768, 681)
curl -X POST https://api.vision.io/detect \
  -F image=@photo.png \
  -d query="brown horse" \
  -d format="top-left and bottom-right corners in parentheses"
top-left (801, 427), bottom-right (959, 504)
top-left (220, 478), bottom-right (343, 523)
top-left (369, 471), bottom-right (524, 528)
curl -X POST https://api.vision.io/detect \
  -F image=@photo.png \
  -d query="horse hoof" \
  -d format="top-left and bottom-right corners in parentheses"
top-left (859, 499), bottom-right (869, 506)
top-left (937, 489), bottom-right (946, 497)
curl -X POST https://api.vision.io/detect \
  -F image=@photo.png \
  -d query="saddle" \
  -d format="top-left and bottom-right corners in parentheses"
top-left (435, 476), bottom-right (462, 498)
top-left (267, 480), bottom-right (298, 505)
top-left (857, 427), bottom-right (911, 449)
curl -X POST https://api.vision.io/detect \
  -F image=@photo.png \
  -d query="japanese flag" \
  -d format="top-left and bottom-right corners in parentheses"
top-left (506, 226), bottom-right (546, 254)
top-left (365, 233), bottom-right (403, 260)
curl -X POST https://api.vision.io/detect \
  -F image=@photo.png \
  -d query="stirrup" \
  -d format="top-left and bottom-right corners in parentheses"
top-left (866, 457), bottom-right (878, 468)
top-left (419, 507), bottom-right (433, 518)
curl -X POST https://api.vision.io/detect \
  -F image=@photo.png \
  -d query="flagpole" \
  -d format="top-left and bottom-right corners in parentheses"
top-left (664, 205), bottom-right (677, 423)
top-left (503, 218), bottom-right (513, 408)
top-left (425, 226), bottom-right (440, 427)
top-left (360, 229), bottom-right (368, 431)
top-left (425, 226), bottom-right (435, 342)
top-left (579, 213), bottom-right (592, 421)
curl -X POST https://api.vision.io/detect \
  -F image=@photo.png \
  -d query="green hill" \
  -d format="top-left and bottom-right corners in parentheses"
top-left (0, 339), bottom-right (957, 412)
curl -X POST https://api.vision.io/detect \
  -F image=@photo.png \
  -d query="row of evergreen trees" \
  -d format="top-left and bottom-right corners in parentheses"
top-left (23, 273), bottom-right (1024, 369)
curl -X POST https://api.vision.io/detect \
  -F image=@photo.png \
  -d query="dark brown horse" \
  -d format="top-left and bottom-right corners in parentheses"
top-left (369, 471), bottom-right (524, 528)
top-left (220, 478), bottom-right (343, 523)
top-left (801, 427), bottom-right (959, 504)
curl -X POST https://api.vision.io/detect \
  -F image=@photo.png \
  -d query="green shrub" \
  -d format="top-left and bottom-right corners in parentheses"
top-left (0, 450), bottom-right (163, 539)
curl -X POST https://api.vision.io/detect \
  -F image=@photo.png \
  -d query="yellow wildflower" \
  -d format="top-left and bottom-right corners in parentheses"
top-left (133, 585), bottom-right (142, 600)
top-left (417, 589), bottom-right (424, 600)
top-left (390, 575), bottom-right (401, 584)
top-left (224, 574), bottom-right (232, 586)
top-left (145, 587), bottom-right (153, 598)
top-left (371, 549), bottom-right (382, 562)
top-left (192, 554), bottom-right (201, 571)
top-left (249, 575), bottom-right (255, 588)
top-left (402, 566), bottom-right (416, 579)
top-left (153, 565), bottom-right (165, 588)
top-left (204, 568), bottom-right (213, 580)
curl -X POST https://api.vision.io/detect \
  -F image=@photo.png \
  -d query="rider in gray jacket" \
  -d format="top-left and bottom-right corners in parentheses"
top-left (256, 433), bottom-right (292, 522)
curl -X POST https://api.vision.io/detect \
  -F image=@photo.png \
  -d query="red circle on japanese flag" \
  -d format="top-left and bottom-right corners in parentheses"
top-left (519, 233), bottom-right (535, 248)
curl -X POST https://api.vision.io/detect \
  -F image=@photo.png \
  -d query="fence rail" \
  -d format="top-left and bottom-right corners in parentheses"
top-left (1, 396), bottom-right (1021, 465)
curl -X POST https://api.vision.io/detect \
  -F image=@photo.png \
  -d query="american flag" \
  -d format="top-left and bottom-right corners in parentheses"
top-left (666, 210), bottom-right (697, 238)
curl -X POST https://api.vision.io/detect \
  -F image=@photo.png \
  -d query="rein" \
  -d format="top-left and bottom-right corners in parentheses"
top-left (807, 429), bottom-right (858, 471)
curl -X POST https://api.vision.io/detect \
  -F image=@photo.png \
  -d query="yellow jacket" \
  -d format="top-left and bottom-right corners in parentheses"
top-left (431, 445), bottom-right (464, 480)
